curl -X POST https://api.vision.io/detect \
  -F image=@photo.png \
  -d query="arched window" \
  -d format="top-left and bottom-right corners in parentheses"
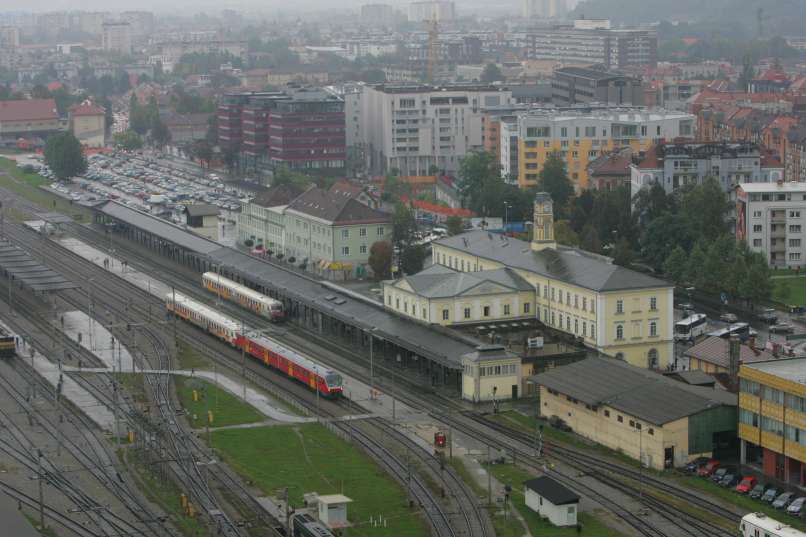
top-left (650, 321), bottom-right (657, 337)
top-left (616, 324), bottom-right (624, 340)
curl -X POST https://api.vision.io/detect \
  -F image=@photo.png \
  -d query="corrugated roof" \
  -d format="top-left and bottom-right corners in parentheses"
top-left (0, 99), bottom-right (58, 122)
top-left (531, 357), bottom-right (737, 425)
top-left (434, 230), bottom-right (671, 292)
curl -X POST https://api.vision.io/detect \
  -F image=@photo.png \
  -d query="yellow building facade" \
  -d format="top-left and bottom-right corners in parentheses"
top-left (738, 359), bottom-right (806, 486)
top-left (512, 110), bottom-right (695, 190)
top-left (461, 344), bottom-right (522, 402)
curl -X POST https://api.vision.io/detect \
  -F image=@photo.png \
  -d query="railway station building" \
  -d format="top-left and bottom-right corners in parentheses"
top-left (532, 357), bottom-right (738, 470)
top-left (738, 358), bottom-right (806, 486)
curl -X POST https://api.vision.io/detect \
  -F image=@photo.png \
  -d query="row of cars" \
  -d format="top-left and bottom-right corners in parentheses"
top-left (689, 458), bottom-right (806, 517)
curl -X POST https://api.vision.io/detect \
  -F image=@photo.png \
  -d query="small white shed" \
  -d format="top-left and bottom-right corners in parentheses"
top-left (317, 494), bottom-right (352, 529)
top-left (524, 476), bottom-right (580, 527)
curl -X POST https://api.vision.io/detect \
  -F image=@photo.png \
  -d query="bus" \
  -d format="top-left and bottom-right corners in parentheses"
top-left (707, 322), bottom-right (757, 339)
top-left (674, 313), bottom-right (708, 342)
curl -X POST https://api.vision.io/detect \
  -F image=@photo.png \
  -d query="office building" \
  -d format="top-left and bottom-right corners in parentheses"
top-left (408, 1), bottom-right (455, 22)
top-left (736, 182), bottom-right (806, 268)
top-left (738, 358), bottom-right (806, 486)
top-left (360, 4), bottom-right (396, 26)
top-left (511, 108), bottom-right (694, 190)
top-left (102, 22), bottom-right (132, 55)
top-left (552, 66), bottom-right (643, 106)
top-left (0, 27), bottom-right (20, 49)
top-left (522, 0), bottom-right (567, 18)
top-left (526, 20), bottom-right (657, 69)
top-left (355, 84), bottom-right (513, 175)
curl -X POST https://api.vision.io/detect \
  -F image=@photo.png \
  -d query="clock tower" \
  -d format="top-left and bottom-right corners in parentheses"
top-left (531, 192), bottom-right (557, 251)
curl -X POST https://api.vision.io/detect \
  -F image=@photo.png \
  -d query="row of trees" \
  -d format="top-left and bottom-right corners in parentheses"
top-left (128, 95), bottom-right (171, 148)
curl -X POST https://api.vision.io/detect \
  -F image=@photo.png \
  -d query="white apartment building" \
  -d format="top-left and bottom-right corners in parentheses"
top-left (0, 27), bottom-right (20, 49)
top-left (355, 84), bottom-right (514, 176)
top-left (102, 22), bottom-right (132, 55)
top-left (736, 182), bottom-right (806, 268)
top-left (408, 1), bottom-right (455, 22)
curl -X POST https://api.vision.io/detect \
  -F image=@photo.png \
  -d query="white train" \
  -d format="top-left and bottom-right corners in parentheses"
top-left (202, 272), bottom-right (285, 322)
top-left (741, 513), bottom-right (806, 537)
top-left (166, 292), bottom-right (241, 344)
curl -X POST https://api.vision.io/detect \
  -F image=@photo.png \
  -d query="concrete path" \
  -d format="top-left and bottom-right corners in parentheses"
top-left (60, 310), bottom-right (135, 371)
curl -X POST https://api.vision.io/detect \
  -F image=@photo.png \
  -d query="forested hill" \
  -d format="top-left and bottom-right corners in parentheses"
top-left (571, 0), bottom-right (806, 35)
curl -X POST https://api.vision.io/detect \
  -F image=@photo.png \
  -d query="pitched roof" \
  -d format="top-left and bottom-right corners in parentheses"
top-left (523, 476), bottom-right (579, 505)
top-left (69, 101), bottom-right (105, 117)
top-left (531, 357), bottom-right (737, 425)
top-left (250, 183), bottom-right (305, 208)
top-left (182, 203), bottom-right (219, 217)
top-left (684, 336), bottom-right (776, 370)
top-left (404, 197), bottom-right (474, 218)
top-left (396, 264), bottom-right (533, 298)
top-left (434, 230), bottom-right (671, 292)
top-left (0, 99), bottom-right (58, 121)
top-left (588, 149), bottom-right (632, 177)
top-left (287, 183), bottom-right (390, 225)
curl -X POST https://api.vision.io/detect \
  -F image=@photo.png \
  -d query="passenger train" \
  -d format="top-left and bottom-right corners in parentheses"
top-left (202, 272), bottom-right (285, 322)
top-left (740, 513), bottom-right (806, 537)
top-left (166, 292), bottom-right (342, 397)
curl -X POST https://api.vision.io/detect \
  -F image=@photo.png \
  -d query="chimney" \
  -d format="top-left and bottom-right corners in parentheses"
top-left (728, 335), bottom-right (741, 391)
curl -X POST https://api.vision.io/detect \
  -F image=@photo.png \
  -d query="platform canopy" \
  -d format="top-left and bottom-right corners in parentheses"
top-left (0, 241), bottom-right (78, 292)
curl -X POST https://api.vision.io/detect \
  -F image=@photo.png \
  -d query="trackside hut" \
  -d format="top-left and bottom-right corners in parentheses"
top-left (523, 476), bottom-right (580, 527)
top-left (532, 357), bottom-right (737, 469)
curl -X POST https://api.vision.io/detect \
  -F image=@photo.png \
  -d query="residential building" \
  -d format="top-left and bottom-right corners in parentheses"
top-left (119, 11), bottom-right (154, 38)
top-left (512, 108), bottom-right (694, 190)
top-left (523, 477), bottom-right (579, 527)
top-left (237, 184), bottom-right (305, 251)
top-left (0, 99), bottom-right (62, 142)
top-left (181, 204), bottom-right (219, 241)
top-left (216, 88), bottom-right (345, 173)
top-left (551, 66), bottom-right (644, 106)
top-left (407, 1), bottom-right (455, 22)
top-left (68, 101), bottom-right (106, 147)
top-left (738, 358), bottom-right (806, 486)
top-left (360, 4), bottom-right (396, 26)
top-left (630, 142), bottom-right (783, 198)
top-left (382, 264), bottom-right (536, 325)
top-left (685, 336), bottom-right (776, 375)
top-left (431, 192), bottom-right (675, 368)
top-left (0, 27), bottom-right (20, 49)
top-left (526, 21), bottom-right (658, 69)
top-left (522, 0), bottom-right (567, 19)
top-left (102, 22), bottom-right (132, 55)
top-left (534, 357), bottom-right (737, 469)
top-left (356, 84), bottom-right (513, 175)
top-left (587, 148), bottom-right (632, 191)
top-left (160, 111), bottom-right (211, 144)
top-left (736, 182), bottom-right (806, 268)
top-left (461, 344), bottom-right (521, 402)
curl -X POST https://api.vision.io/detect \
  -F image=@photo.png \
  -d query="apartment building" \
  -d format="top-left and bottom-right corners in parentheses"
top-left (511, 108), bottom-right (695, 190)
top-left (68, 101), bottom-right (106, 147)
top-left (630, 142), bottom-right (784, 197)
top-left (736, 182), bottom-right (806, 268)
top-left (355, 84), bottom-right (513, 175)
top-left (407, 1), bottom-right (455, 22)
top-left (526, 20), bottom-right (658, 69)
top-left (552, 66), bottom-right (644, 106)
top-left (0, 27), bottom-right (20, 49)
top-left (102, 22), bottom-right (132, 55)
top-left (0, 99), bottom-right (62, 142)
top-left (738, 359), bottom-right (806, 486)
top-left (216, 88), bottom-right (345, 173)
top-left (522, 0), bottom-right (567, 19)
top-left (359, 4), bottom-right (396, 26)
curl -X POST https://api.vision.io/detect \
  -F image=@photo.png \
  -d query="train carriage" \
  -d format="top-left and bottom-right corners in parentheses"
top-left (165, 292), bottom-right (241, 345)
top-left (202, 272), bottom-right (285, 322)
top-left (740, 513), bottom-right (806, 537)
top-left (0, 326), bottom-right (15, 358)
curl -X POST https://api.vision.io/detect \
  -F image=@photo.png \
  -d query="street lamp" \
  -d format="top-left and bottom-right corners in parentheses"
top-left (503, 202), bottom-right (511, 231)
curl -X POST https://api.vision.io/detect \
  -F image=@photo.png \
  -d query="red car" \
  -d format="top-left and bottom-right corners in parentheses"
top-left (697, 460), bottom-right (720, 477)
top-left (735, 476), bottom-right (757, 494)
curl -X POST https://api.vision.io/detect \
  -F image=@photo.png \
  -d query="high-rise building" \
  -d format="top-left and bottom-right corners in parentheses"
top-left (120, 11), bottom-right (154, 37)
top-left (354, 84), bottom-right (513, 176)
top-left (102, 22), bottom-right (132, 55)
top-left (526, 20), bottom-right (657, 69)
top-left (552, 66), bottom-right (644, 106)
top-left (360, 4), bottom-right (396, 26)
top-left (0, 27), bottom-right (20, 49)
top-left (522, 0), bottom-right (567, 18)
top-left (407, 1), bottom-right (455, 22)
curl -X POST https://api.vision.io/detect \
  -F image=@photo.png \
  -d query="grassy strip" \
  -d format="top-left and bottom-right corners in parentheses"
top-left (175, 376), bottom-right (264, 429)
top-left (175, 341), bottom-right (211, 371)
top-left (676, 475), bottom-right (806, 532)
top-left (487, 463), bottom-right (628, 537)
top-left (212, 424), bottom-right (429, 537)
top-left (0, 157), bottom-right (90, 222)
top-left (22, 513), bottom-right (59, 537)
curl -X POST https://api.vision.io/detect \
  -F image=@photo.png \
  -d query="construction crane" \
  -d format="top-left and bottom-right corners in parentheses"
top-left (426, 16), bottom-right (439, 83)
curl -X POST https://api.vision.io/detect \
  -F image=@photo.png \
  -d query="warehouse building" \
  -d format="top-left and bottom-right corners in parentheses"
top-left (532, 357), bottom-right (737, 469)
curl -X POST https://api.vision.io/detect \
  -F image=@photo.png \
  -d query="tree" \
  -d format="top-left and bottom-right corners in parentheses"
top-left (129, 94), bottom-right (149, 135)
top-left (554, 220), bottom-right (580, 247)
top-left (31, 84), bottom-right (52, 99)
top-left (737, 54), bottom-right (755, 91)
top-left (776, 280), bottom-right (792, 303)
top-left (392, 202), bottom-right (418, 249)
top-left (112, 130), bottom-right (143, 151)
top-left (400, 244), bottom-right (426, 275)
top-left (368, 240), bottom-right (393, 280)
top-left (192, 140), bottom-right (213, 168)
top-left (381, 173), bottom-right (412, 203)
top-left (684, 242), bottom-right (708, 290)
top-left (272, 166), bottom-right (311, 188)
top-left (538, 152), bottom-right (574, 214)
top-left (44, 132), bottom-right (87, 180)
top-left (446, 215), bottom-right (465, 236)
top-left (611, 237), bottom-right (634, 267)
top-left (457, 150), bottom-right (501, 213)
top-left (679, 178), bottom-right (731, 241)
top-left (580, 224), bottom-right (602, 253)
top-left (633, 182), bottom-right (676, 223)
top-left (480, 63), bottom-right (503, 83)
top-left (151, 119), bottom-right (171, 148)
top-left (640, 213), bottom-right (695, 271)
top-left (663, 246), bottom-right (688, 282)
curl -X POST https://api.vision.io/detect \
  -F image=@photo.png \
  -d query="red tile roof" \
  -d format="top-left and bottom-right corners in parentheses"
top-left (402, 197), bottom-right (474, 218)
top-left (757, 68), bottom-right (789, 83)
top-left (69, 101), bottom-right (105, 117)
top-left (684, 336), bottom-right (776, 370)
top-left (635, 145), bottom-right (661, 169)
top-left (0, 99), bottom-right (58, 122)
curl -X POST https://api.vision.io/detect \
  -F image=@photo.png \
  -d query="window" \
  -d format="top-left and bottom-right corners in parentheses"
top-left (762, 385), bottom-right (784, 404)
top-left (574, 295), bottom-right (578, 308)
top-left (648, 428), bottom-right (654, 436)
top-left (582, 297), bottom-right (587, 311)
top-left (616, 300), bottom-right (623, 314)
top-left (574, 319), bottom-right (578, 334)
top-left (387, 295), bottom-right (391, 305)
top-left (560, 127), bottom-right (568, 137)
top-left (650, 297), bottom-right (657, 311)
top-left (791, 253), bottom-right (802, 262)
top-left (341, 246), bottom-right (350, 255)
top-left (753, 224), bottom-right (763, 233)
top-left (740, 378), bottom-right (760, 396)
top-left (617, 415), bottom-right (623, 423)
top-left (591, 325), bottom-right (595, 339)
top-left (566, 292), bottom-right (571, 306)
top-left (442, 309), bottom-right (449, 320)
top-left (396, 297), bottom-right (400, 309)
top-left (360, 244), bottom-right (367, 254)
top-left (483, 306), bottom-right (491, 317)
top-left (650, 321), bottom-right (657, 337)
top-left (790, 239), bottom-right (802, 247)
top-left (629, 420), bottom-right (635, 427)
top-left (753, 210), bottom-right (762, 218)
top-left (753, 239), bottom-right (762, 247)
top-left (740, 409), bottom-right (760, 427)
top-left (423, 307), bottom-right (427, 319)
top-left (464, 307), bottom-right (471, 319)
top-left (616, 324), bottom-right (624, 340)
top-left (504, 304), bottom-right (510, 315)
top-left (524, 303), bottom-right (530, 313)
top-left (377, 226), bottom-right (385, 236)
top-left (791, 210), bottom-right (801, 218)
top-left (341, 229), bottom-right (349, 239)
top-left (604, 409), bottom-right (610, 417)
top-left (359, 227), bottom-right (367, 237)
top-left (791, 225), bottom-right (802, 233)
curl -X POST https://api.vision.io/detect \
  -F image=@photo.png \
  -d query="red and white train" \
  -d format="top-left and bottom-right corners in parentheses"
top-left (166, 292), bottom-right (342, 397)
top-left (202, 272), bottom-right (285, 322)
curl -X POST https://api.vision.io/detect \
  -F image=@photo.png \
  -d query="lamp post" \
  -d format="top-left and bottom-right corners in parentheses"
top-left (503, 202), bottom-right (510, 231)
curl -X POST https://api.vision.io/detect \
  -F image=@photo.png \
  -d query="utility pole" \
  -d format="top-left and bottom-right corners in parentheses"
top-left (240, 319), bottom-right (246, 401)
top-left (37, 449), bottom-right (44, 530)
top-left (369, 332), bottom-right (374, 393)
top-left (487, 445), bottom-right (492, 506)
top-left (284, 488), bottom-right (292, 537)
top-left (170, 285), bottom-right (176, 375)
top-left (113, 376), bottom-right (120, 446)
top-left (7, 269), bottom-right (12, 317)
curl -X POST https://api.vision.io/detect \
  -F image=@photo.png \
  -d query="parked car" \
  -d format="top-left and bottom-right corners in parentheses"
top-left (697, 460), bottom-right (720, 477)
top-left (773, 491), bottom-right (796, 509)
top-left (710, 467), bottom-right (730, 483)
top-left (719, 472), bottom-right (742, 488)
top-left (786, 497), bottom-right (806, 517)
top-left (548, 415), bottom-right (572, 432)
top-left (762, 487), bottom-right (781, 503)
top-left (748, 483), bottom-right (768, 499)
top-left (720, 312), bottom-right (739, 323)
top-left (758, 309), bottom-right (779, 323)
top-left (684, 457), bottom-right (711, 474)
top-left (770, 322), bottom-right (795, 334)
top-left (735, 476), bottom-right (757, 494)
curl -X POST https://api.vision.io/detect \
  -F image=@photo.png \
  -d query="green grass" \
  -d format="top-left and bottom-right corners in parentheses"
top-left (22, 513), bottom-right (59, 537)
top-left (212, 424), bottom-right (429, 537)
top-left (676, 475), bottom-right (806, 532)
top-left (0, 157), bottom-right (90, 222)
top-left (774, 277), bottom-right (806, 307)
top-left (175, 376), bottom-right (264, 429)
top-left (487, 463), bottom-right (628, 537)
top-left (175, 341), bottom-right (211, 370)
